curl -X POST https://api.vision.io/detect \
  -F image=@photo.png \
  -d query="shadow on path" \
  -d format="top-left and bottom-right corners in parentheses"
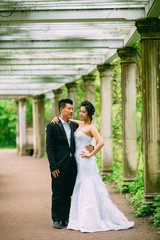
top-left (0, 149), bottom-right (159, 240)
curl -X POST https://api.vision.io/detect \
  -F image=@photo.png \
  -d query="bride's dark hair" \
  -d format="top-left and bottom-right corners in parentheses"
top-left (80, 100), bottom-right (95, 122)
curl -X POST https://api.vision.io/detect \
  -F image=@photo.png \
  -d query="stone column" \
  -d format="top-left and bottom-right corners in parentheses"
top-left (16, 100), bottom-right (20, 155)
top-left (53, 88), bottom-right (64, 116)
top-left (97, 64), bottom-right (114, 174)
top-left (32, 95), bottom-right (45, 158)
top-left (136, 18), bottom-right (160, 199)
top-left (117, 47), bottom-right (137, 181)
top-left (66, 82), bottom-right (78, 118)
top-left (18, 98), bottom-right (27, 155)
top-left (82, 74), bottom-right (96, 106)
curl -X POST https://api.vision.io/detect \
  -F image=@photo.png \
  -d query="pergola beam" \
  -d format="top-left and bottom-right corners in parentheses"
top-left (0, 9), bottom-right (145, 24)
top-left (0, 89), bottom-right (52, 96)
top-left (0, 57), bottom-right (103, 65)
top-left (0, 82), bottom-right (64, 96)
top-left (0, 64), bottom-right (90, 70)
top-left (0, 0), bottom-right (148, 10)
top-left (0, 49), bottom-right (111, 57)
top-left (0, 69), bottom-right (88, 76)
top-left (0, 39), bottom-right (124, 49)
top-left (0, 76), bottom-right (79, 84)
top-left (0, 83), bottom-right (64, 90)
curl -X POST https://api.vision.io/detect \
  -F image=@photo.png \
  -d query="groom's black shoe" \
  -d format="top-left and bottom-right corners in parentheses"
top-left (53, 221), bottom-right (62, 229)
top-left (62, 220), bottom-right (69, 227)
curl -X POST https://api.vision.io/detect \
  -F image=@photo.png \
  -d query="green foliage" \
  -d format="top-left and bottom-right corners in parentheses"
top-left (135, 42), bottom-right (143, 170)
top-left (136, 202), bottom-right (155, 217)
top-left (149, 196), bottom-right (160, 230)
top-left (45, 98), bottom-right (53, 122)
top-left (124, 171), bottom-right (144, 211)
top-left (103, 161), bottom-right (123, 192)
top-left (76, 79), bottom-right (85, 119)
top-left (112, 59), bottom-right (123, 163)
top-left (95, 75), bottom-right (101, 132)
top-left (0, 100), bottom-right (17, 148)
top-left (135, 196), bottom-right (160, 231)
top-left (26, 98), bottom-right (33, 122)
top-left (112, 58), bottom-right (121, 105)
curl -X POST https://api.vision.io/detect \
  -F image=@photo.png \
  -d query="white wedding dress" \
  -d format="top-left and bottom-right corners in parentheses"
top-left (67, 131), bottom-right (134, 233)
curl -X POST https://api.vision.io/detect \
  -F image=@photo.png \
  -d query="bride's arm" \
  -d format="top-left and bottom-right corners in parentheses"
top-left (69, 119), bottom-right (83, 125)
top-left (80, 125), bottom-right (104, 158)
top-left (90, 126), bottom-right (104, 157)
top-left (51, 116), bottom-right (83, 125)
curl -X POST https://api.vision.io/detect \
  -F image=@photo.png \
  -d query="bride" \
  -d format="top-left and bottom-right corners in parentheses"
top-left (53, 100), bottom-right (134, 233)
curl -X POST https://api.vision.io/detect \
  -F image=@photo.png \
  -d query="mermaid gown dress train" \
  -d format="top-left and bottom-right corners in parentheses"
top-left (67, 131), bottom-right (134, 233)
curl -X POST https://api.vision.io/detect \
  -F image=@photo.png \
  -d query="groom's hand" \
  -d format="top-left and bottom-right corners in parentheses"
top-left (86, 144), bottom-right (94, 153)
top-left (52, 169), bottom-right (60, 178)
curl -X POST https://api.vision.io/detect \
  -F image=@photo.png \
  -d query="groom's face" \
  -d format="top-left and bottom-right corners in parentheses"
top-left (60, 103), bottom-right (73, 120)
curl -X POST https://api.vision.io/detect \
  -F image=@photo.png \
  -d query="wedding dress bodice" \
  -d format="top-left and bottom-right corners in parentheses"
top-left (74, 130), bottom-right (92, 151)
top-left (74, 131), bottom-right (98, 177)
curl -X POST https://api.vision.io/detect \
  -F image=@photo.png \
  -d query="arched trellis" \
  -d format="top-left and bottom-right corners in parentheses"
top-left (0, 0), bottom-right (160, 201)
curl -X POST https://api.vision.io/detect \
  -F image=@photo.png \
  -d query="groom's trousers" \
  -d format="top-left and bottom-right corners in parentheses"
top-left (51, 159), bottom-right (77, 222)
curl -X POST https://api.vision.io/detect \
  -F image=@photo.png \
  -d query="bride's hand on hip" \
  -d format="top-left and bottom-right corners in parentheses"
top-left (80, 151), bottom-right (92, 158)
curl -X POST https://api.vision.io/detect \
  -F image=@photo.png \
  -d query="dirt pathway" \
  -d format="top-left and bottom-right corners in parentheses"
top-left (0, 149), bottom-right (159, 240)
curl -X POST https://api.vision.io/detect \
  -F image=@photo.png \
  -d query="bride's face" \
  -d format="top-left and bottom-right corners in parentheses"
top-left (79, 106), bottom-right (89, 121)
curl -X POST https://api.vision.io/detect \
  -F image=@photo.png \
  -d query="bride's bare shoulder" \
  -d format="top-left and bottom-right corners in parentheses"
top-left (89, 123), bottom-right (97, 130)
top-left (89, 123), bottom-right (98, 134)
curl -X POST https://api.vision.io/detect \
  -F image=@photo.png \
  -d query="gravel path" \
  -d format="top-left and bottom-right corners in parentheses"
top-left (0, 149), bottom-right (159, 240)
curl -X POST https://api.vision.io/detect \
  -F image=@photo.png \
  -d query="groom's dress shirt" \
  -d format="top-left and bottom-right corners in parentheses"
top-left (59, 117), bottom-right (71, 147)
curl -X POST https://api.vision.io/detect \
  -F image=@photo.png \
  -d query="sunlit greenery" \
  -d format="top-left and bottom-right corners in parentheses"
top-left (0, 99), bottom-right (17, 148)
top-left (26, 98), bottom-right (33, 122)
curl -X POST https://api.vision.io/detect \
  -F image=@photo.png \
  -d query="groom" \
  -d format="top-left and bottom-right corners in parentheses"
top-left (46, 99), bottom-right (78, 229)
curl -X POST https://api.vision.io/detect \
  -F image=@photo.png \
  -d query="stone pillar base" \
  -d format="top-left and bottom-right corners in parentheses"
top-left (122, 178), bottom-right (135, 182)
top-left (143, 193), bottom-right (159, 199)
top-left (19, 150), bottom-right (27, 156)
top-left (33, 150), bottom-right (44, 159)
top-left (100, 170), bottom-right (112, 176)
top-left (142, 195), bottom-right (158, 204)
top-left (33, 152), bottom-right (37, 158)
top-left (37, 151), bottom-right (45, 158)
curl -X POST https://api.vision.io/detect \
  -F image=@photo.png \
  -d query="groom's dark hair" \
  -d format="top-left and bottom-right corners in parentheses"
top-left (58, 98), bottom-right (73, 112)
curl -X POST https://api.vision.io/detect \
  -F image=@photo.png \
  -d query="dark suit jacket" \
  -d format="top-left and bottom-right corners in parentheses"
top-left (46, 119), bottom-right (78, 172)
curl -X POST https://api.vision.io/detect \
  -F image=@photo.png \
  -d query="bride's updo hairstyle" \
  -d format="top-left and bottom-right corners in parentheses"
top-left (81, 100), bottom-right (95, 122)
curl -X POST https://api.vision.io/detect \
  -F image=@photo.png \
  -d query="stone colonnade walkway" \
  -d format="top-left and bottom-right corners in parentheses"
top-left (0, 149), bottom-right (159, 240)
